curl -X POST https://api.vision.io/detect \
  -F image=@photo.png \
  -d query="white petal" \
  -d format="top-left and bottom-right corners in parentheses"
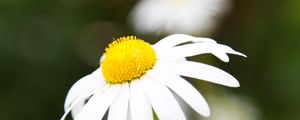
top-left (142, 76), bottom-right (186, 120)
top-left (218, 44), bottom-right (247, 57)
top-left (71, 100), bottom-right (85, 118)
top-left (127, 106), bottom-right (132, 120)
top-left (61, 84), bottom-right (103, 120)
top-left (154, 34), bottom-right (216, 49)
top-left (147, 70), bottom-right (210, 117)
top-left (156, 43), bottom-right (245, 62)
top-left (157, 57), bottom-right (187, 63)
top-left (74, 85), bottom-right (121, 120)
top-left (129, 80), bottom-right (153, 120)
top-left (64, 68), bottom-right (104, 111)
top-left (153, 34), bottom-right (216, 55)
top-left (156, 61), bottom-right (240, 87)
top-left (108, 83), bottom-right (129, 120)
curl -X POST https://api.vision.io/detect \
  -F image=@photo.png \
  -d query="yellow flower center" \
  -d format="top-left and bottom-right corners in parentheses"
top-left (101, 36), bottom-right (156, 84)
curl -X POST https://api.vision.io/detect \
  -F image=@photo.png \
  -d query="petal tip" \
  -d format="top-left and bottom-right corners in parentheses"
top-left (220, 57), bottom-right (230, 63)
top-left (231, 82), bottom-right (240, 87)
top-left (238, 52), bottom-right (247, 58)
top-left (225, 79), bottom-right (240, 87)
top-left (223, 59), bottom-right (230, 63)
top-left (232, 51), bottom-right (247, 58)
top-left (201, 109), bottom-right (211, 117)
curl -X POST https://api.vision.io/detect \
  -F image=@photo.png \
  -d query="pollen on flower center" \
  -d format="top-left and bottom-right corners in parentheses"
top-left (101, 36), bottom-right (156, 84)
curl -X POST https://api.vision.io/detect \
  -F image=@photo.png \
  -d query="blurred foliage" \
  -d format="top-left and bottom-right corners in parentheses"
top-left (0, 0), bottom-right (300, 120)
top-left (215, 0), bottom-right (300, 120)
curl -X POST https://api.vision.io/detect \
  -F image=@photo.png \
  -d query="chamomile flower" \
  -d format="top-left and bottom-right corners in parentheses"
top-left (61, 34), bottom-right (246, 120)
top-left (129, 0), bottom-right (231, 34)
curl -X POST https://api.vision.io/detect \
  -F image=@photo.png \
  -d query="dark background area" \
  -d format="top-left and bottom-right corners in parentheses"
top-left (1, 0), bottom-right (300, 120)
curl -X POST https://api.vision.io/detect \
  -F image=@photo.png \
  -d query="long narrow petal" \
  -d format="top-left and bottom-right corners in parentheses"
top-left (147, 69), bottom-right (210, 117)
top-left (129, 80), bottom-right (153, 120)
top-left (61, 84), bottom-right (104, 120)
top-left (154, 34), bottom-right (216, 49)
top-left (64, 68), bottom-right (104, 111)
top-left (142, 76), bottom-right (186, 120)
top-left (108, 83), bottom-right (129, 120)
top-left (157, 57), bottom-right (187, 63)
top-left (156, 43), bottom-right (245, 62)
top-left (70, 100), bottom-right (85, 118)
top-left (74, 85), bottom-right (121, 120)
top-left (156, 61), bottom-right (240, 87)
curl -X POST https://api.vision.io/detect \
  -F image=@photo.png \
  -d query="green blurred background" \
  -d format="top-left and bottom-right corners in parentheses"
top-left (1, 0), bottom-right (300, 120)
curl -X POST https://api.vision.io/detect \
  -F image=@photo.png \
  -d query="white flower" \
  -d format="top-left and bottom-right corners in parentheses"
top-left (61, 34), bottom-right (246, 120)
top-left (129, 0), bottom-right (231, 34)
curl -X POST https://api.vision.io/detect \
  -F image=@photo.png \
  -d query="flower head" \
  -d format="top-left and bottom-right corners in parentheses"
top-left (61, 34), bottom-right (246, 120)
top-left (129, 0), bottom-right (231, 34)
top-left (102, 36), bottom-right (156, 83)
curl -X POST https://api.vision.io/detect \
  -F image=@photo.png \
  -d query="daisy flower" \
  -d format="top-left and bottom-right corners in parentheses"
top-left (129, 0), bottom-right (231, 34)
top-left (61, 34), bottom-right (246, 120)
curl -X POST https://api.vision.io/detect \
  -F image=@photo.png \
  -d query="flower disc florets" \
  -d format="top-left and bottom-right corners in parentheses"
top-left (101, 36), bottom-right (156, 84)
